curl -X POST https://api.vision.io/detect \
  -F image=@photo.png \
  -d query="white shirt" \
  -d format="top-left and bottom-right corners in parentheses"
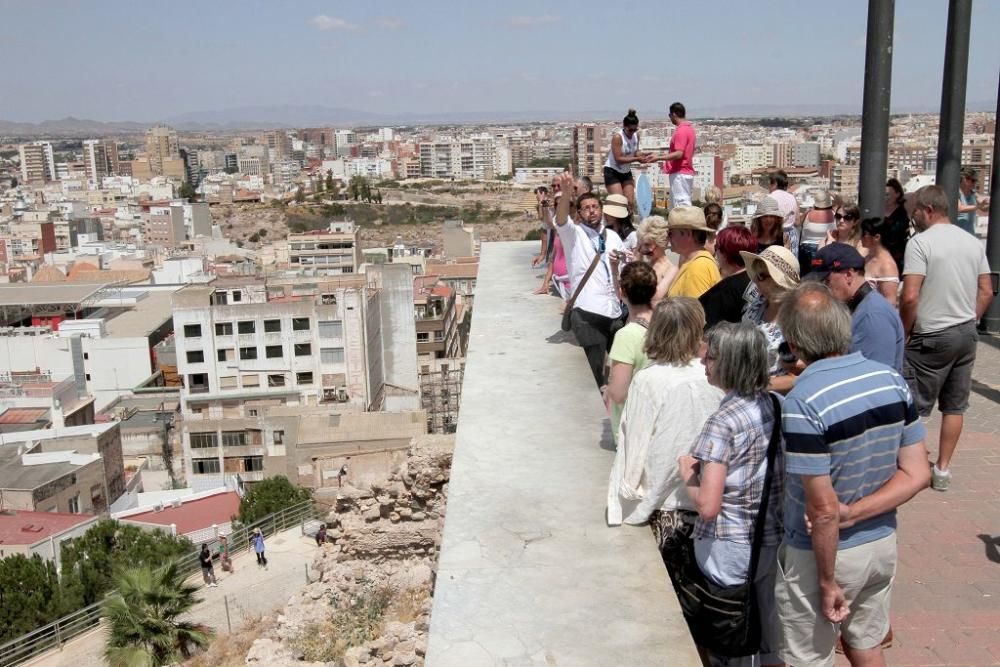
top-left (556, 221), bottom-right (624, 318)
top-left (769, 189), bottom-right (799, 231)
top-left (607, 360), bottom-right (724, 525)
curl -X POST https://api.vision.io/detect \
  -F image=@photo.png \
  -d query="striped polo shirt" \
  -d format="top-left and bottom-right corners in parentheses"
top-left (781, 352), bottom-right (926, 550)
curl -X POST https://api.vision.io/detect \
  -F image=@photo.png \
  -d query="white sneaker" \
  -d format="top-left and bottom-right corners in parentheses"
top-left (931, 465), bottom-right (952, 492)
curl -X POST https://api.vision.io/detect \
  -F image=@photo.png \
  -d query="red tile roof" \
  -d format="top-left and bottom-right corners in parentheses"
top-left (124, 491), bottom-right (240, 535)
top-left (0, 408), bottom-right (49, 425)
top-left (0, 509), bottom-right (96, 545)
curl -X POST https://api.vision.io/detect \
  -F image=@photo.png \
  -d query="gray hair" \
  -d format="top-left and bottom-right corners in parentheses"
top-left (777, 283), bottom-right (852, 363)
top-left (914, 185), bottom-right (950, 217)
top-left (637, 215), bottom-right (669, 250)
top-left (704, 322), bottom-right (770, 396)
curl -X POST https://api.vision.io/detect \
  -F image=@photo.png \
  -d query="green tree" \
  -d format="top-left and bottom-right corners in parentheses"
top-left (294, 186), bottom-right (305, 204)
top-left (102, 562), bottom-right (212, 667)
top-left (324, 170), bottom-right (334, 192)
top-left (178, 182), bottom-right (197, 201)
top-left (60, 520), bottom-right (192, 609)
top-left (0, 554), bottom-right (69, 643)
top-left (238, 475), bottom-right (311, 524)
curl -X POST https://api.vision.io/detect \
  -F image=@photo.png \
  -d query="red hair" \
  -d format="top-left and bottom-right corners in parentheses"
top-left (714, 226), bottom-right (757, 268)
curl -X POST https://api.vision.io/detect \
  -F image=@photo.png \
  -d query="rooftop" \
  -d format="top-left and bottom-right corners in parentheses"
top-left (118, 490), bottom-right (241, 536)
top-left (0, 445), bottom-right (101, 491)
top-left (0, 283), bottom-right (107, 308)
top-left (100, 290), bottom-right (175, 338)
top-left (0, 509), bottom-right (97, 546)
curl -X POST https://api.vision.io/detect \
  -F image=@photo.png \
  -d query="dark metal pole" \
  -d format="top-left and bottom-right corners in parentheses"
top-left (858, 0), bottom-right (895, 220)
top-left (935, 0), bottom-right (973, 223)
top-left (982, 71), bottom-right (1000, 333)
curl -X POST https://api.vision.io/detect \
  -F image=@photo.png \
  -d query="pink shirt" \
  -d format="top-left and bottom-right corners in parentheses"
top-left (552, 234), bottom-right (570, 289)
top-left (663, 121), bottom-right (696, 175)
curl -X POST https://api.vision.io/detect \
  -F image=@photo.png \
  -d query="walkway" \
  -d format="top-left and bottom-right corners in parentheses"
top-left (25, 525), bottom-right (318, 667)
top-left (427, 241), bottom-right (699, 666)
top-left (863, 334), bottom-right (1000, 666)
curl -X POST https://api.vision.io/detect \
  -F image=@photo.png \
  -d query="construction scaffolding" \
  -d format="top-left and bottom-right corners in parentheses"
top-left (419, 359), bottom-right (464, 434)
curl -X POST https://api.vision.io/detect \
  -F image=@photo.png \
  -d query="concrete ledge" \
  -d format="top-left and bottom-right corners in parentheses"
top-left (426, 241), bottom-right (699, 666)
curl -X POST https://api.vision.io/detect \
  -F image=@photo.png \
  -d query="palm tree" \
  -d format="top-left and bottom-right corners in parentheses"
top-left (102, 562), bottom-right (213, 666)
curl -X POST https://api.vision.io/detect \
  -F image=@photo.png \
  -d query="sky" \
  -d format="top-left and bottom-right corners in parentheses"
top-left (0, 0), bottom-right (997, 122)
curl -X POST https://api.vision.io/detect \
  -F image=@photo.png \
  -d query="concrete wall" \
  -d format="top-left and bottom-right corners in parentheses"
top-left (370, 263), bottom-right (419, 411)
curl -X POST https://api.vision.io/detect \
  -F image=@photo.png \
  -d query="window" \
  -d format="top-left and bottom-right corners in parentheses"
top-left (215, 322), bottom-right (233, 336)
top-left (85, 373), bottom-right (91, 381)
top-left (320, 347), bottom-right (345, 364)
top-left (67, 494), bottom-right (80, 514)
top-left (319, 320), bottom-right (343, 339)
top-left (296, 371), bottom-right (313, 385)
top-left (186, 350), bottom-right (205, 363)
top-left (183, 324), bottom-right (201, 338)
top-left (83, 352), bottom-right (89, 360)
top-left (242, 374), bottom-right (260, 387)
top-left (221, 431), bottom-right (248, 447)
top-left (237, 320), bottom-right (255, 334)
top-left (416, 332), bottom-right (429, 343)
top-left (247, 408), bottom-right (258, 417)
top-left (217, 348), bottom-right (234, 362)
top-left (192, 458), bottom-right (221, 474)
top-left (264, 319), bottom-right (281, 333)
top-left (274, 429), bottom-right (285, 444)
top-left (265, 345), bottom-right (283, 359)
top-left (190, 432), bottom-right (218, 449)
top-left (434, 330), bottom-right (444, 341)
top-left (239, 346), bottom-right (258, 360)
top-left (245, 456), bottom-right (264, 472)
top-left (292, 317), bottom-right (310, 331)
top-left (220, 375), bottom-right (237, 389)
top-left (294, 343), bottom-right (311, 356)
top-left (232, 291), bottom-right (242, 302)
top-left (268, 374), bottom-right (286, 387)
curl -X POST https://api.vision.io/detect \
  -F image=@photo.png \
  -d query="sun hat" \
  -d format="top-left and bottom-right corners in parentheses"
top-left (813, 190), bottom-right (832, 209)
top-left (602, 194), bottom-right (629, 219)
top-left (752, 196), bottom-right (783, 221)
top-left (667, 205), bottom-right (712, 232)
top-left (739, 245), bottom-right (801, 291)
top-left (807, 243), bottom-right (865, 281)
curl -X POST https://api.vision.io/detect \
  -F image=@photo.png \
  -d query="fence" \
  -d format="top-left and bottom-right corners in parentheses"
top-left (0, 500), bottom-right (326, 667)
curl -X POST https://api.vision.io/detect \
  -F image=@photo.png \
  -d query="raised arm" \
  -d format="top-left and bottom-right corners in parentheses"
top-left (554, 172), bottom-right (575, 227)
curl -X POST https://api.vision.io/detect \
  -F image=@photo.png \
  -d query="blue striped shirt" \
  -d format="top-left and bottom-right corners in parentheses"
top-left (781, 352), bottom-right (925, 550)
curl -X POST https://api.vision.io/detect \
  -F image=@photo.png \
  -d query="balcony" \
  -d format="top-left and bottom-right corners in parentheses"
top-left (426, 242), bottom-right (697, 665)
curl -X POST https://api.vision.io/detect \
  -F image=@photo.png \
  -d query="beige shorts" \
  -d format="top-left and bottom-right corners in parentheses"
top-left (775, 533), bottom-right (897, 667)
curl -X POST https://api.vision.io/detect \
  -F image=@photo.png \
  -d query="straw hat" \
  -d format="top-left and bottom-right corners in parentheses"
top-left (667, 205), bottom-right (712, 232)
top-left (602, 194), bottom-right (629, 219)
top-left (813, 190), bottom-right (832, 209)
top-left (752, 196), bottom-right (783, 220)
top-left (739, 245), bottom-right (801, 291)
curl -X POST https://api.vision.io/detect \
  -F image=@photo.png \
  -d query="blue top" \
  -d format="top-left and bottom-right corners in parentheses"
top-left (252, 533), bottom-right (265, 553)
top-left (956, 190), bottom-right (977, 236)
top-left (851, 289), bottom-right (905, 371)
top-left (781, 353), bottom-right (926, 550)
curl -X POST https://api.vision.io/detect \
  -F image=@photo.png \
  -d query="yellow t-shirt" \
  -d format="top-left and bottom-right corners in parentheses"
top-left (667, 250), bottom-right (721, 299)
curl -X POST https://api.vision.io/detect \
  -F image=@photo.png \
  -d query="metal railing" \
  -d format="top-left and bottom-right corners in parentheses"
top-left (0, 500), bottom-right (325, 667)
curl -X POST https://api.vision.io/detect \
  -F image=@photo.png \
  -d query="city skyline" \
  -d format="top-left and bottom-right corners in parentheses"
top-left (0, 0), bottom-right (998, 124)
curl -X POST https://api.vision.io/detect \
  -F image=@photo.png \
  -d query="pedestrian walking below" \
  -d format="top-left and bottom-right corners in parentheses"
top-left (251, 527), bottom-right (268, 568)
top-left (199, 543), bottom-right (218, 587)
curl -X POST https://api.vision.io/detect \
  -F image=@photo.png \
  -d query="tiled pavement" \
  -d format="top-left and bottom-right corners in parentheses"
top-left (836, 335), bottom-right (1000, 666)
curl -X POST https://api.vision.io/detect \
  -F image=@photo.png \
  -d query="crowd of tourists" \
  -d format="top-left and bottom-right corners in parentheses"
top-left (531, 104), bottom-right (994, 666)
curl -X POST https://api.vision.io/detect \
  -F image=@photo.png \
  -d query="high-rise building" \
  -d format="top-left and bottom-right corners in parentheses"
top-left (791, 143), bottom-right (821, 169)
top-left (419, 138), bottom-right (496, 180)
top-left (19, 141), bottom-right (56, 183)
top-left (82, 139), bottom-right (119, 187)
top-left (144, 125), bottom-right (180, 176)
top-left (260, 130), bottom-right (293, 162)
top-left (572, 124), bottom-right (608, 181)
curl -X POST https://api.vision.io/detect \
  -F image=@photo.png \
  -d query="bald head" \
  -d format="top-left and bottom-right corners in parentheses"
top-left (777, 283), bottom-right (852, 363)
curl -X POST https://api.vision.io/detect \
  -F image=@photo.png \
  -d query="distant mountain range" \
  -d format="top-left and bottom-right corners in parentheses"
top-left (1, 99), bottom-right (995, 136)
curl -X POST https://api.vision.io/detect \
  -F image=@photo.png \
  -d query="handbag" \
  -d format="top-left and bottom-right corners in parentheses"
top-left (670, 393), bottom-right (782, 657)
top-left (561, 231), bottom-right (605, 332)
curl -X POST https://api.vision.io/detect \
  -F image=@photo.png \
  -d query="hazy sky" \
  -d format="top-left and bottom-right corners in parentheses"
top-left (0, 0), bottom-right (997, 121)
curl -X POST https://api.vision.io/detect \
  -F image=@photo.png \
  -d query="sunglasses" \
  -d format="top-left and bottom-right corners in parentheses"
top-left (835, 214), bottom-right (857, 222)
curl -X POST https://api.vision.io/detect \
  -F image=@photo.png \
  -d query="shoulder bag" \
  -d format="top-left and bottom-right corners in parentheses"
top-left (560, 230), bottom-right (605, 332)
top-left (671, 393), bottom-right (782, 657)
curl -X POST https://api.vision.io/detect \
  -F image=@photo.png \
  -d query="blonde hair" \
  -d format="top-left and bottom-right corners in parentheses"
top-left (704, 186), bottom-right (722, 205)
top-left (644, 297), bottom-right (705, 364)
top-left (637, 215), bottom-right (669, 250)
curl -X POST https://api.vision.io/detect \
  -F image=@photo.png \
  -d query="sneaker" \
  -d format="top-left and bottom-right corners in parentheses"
top-left (931, 465), bottom-right (951, 492)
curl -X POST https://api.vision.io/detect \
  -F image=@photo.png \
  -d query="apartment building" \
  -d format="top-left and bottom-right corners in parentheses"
top-left (791, 142), bottom-right (821, 168)
top-left (830, 163), bottom-right (861, 197)
top-left (414, 276), bottom-right (461, 359)
top-left (572, 124), bottom-right (609, 182)
top-left (0, 220), bottom-right (57, 263)
top-left (19, 142), bottom-right (56, 183)
top-left (287, 221), bottom-right (362, 275)
top-left (144, 205), bottom-right (186, 247)
top-left (145, 125), bottom-right (180, 177)
top-left (419, 138), bottom-right (496, 180)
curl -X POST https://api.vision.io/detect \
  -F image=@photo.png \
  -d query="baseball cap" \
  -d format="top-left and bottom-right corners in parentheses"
top-left (808, 243), bottom-right (865, 280)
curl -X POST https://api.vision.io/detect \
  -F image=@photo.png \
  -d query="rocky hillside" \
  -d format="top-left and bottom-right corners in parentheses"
top-left (241, 434), bottom-right (454, 667)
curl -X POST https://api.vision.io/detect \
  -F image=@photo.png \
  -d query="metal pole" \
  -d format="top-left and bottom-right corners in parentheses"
top-left (224, 594), bottom-right (232, 633)
top-left (982, 71), bottom-right (1000, 332)
top-left (935, 0), bottom-right (973, 222)
top-left (858, 0), bottom-right (895, 220)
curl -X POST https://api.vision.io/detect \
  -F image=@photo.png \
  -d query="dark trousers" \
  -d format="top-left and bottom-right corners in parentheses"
top-left (255, 551), bottom-right (267, 566)
top-left (570, 307), bottom-right (616, 387)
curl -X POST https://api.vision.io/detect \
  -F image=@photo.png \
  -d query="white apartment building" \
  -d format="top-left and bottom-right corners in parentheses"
top-left (419, 137), bottom-right (496, 180)
top-left (19, 142), bottom-right (56, 183)
top-left (692, 154), bottom-right (719, 195)
top-left (733, 144), bottom-right (772, 175)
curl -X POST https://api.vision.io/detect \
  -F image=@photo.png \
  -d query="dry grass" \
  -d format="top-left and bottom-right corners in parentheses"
top-left (389, 585), bottom-right (431, 624)
top-left (183, 616), bottom-right (275, 667)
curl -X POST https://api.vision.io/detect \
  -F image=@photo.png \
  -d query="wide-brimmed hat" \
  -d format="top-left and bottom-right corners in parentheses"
top-left (739, 245), bottom-right (801, 291)
top-left (667, 205), bottom-right (712, 232)
top-left (603, 194), bottom-right (629, 219)
top-left (752, 196), bottom-right (783, 220)
top-left (813, 190), bottom-right (832, 209)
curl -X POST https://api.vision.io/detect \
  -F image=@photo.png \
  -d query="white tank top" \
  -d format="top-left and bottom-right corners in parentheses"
top-left (605, 128), bottom-right (638, 173)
